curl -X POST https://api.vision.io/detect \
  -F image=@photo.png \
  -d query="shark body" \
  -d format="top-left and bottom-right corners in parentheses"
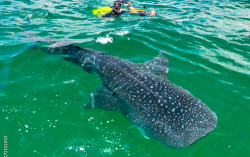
top-left (39, 44), bottom-right (217, 148)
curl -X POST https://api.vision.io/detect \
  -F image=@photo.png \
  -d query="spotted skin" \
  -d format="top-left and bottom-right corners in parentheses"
top-left (42, 45), bottom-right (217, 148)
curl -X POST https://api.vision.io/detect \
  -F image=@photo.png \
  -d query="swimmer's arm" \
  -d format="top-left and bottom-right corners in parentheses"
top-left (128, 6), bottom-right (136, 10)
top-left (123, 1), bottom-right (136, 10)
top-left (98, 13), bottom-right (115, 20)
top-left (127, 3), bottom-right (136, 10)
top-left (98, 15), bottom-right (114, 20)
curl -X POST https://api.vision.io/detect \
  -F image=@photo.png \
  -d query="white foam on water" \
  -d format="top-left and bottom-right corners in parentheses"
top-left (175, 18), bottom-right (190, 22)
top-left (114, 30), bottom-right (129, 36)
top-left (96, 29), bottom-right (129, 44)
top-left (63, 80), bottom-right (75, 84)
top-left (96, 35), bottom-right (113, 44)
top-left (28, 14), bottom-right (32, 19)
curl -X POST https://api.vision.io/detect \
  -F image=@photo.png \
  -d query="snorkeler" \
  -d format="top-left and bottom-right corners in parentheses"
top-left (102, 0), bottom-right (156, 18)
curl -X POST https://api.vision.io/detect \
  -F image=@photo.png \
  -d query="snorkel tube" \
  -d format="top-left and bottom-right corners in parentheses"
top-left (144, 5), bottom-right (148, 16)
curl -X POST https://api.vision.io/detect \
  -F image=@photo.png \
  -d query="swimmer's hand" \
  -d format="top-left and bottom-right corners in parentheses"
top-left (120, 0), bottom-right (130, 4)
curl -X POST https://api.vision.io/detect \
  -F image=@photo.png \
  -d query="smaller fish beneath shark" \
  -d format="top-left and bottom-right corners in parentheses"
top-left (34, 42), bottom-right (217, 149)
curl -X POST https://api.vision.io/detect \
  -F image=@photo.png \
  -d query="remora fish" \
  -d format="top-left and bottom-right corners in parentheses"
top-left (38, 44), bottom-right (217, 148)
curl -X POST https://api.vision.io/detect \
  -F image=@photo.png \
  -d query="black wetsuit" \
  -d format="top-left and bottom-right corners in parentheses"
top-left (102, 9), bottom-right (130, 18)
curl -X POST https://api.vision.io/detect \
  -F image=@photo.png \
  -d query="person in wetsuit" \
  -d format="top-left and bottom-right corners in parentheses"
top-left (102, 0), bottom-right (156, 18)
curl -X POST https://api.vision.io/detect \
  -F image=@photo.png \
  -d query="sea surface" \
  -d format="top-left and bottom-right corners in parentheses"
top-left (0, 0), bottom-right (250, 157)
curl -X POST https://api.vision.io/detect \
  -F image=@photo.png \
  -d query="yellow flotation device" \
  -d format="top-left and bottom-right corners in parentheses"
top-left (92, 7), bottom-right (112, 15)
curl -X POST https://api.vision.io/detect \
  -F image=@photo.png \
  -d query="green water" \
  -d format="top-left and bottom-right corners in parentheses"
top-left (1, 0), bottom-right (250, 156)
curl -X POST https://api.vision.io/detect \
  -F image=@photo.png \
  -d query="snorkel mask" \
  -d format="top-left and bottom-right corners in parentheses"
top-left (113, 3), bottom-right (122, 10)
top-left (113, 0), bottom-right (128, 11)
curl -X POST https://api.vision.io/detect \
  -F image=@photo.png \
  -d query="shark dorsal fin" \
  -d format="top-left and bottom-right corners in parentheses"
top-left (136, 53), bottom-right (169, 79)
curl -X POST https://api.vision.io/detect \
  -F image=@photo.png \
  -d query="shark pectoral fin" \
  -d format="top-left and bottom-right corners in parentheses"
top-left (84, 85), bottom-right (120, 111)
top-left (137, 54), bottom-right (169, 78)
top-left (63, 56), bottom-right (94, 74)
top-left (129, 125), bottom-right (150, 139)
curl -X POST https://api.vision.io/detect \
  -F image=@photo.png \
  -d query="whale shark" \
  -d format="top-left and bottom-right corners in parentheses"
top-left (36, 43), bottom-right (217, 148)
